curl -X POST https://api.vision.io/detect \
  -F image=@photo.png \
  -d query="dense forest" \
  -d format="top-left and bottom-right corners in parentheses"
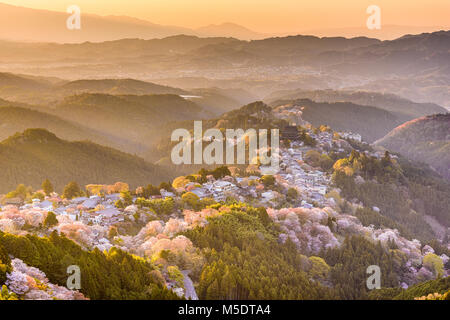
top-left (0, 128), bottom-right (172, 193)
top-left (0, 230), bottom-right (178, 299)
top-left (332, 150), bottom-right (450, 241)
top-left (184, 205), bottom-right (336, 299)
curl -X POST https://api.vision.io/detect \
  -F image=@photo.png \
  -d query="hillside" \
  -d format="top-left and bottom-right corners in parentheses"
top-left (272, 99), bottom-right (402, 142)
top-left (375, 114), bottom-right (450, 180)
top-left (148, 101), bottom-right (288, 164)
top-left (0, 73), bottom-right (194, 104)
top-left (59, 79), bottom-right (188, 96)
top-left (188, 87), bottom-right (256, 115)
top-left (0, 72), bottom-right (53, 103)
top-left (266, 89), bottom-right (447, 121)
top-left (0, 129), bottom-right (173, 193)
top-left (0, 106), bottom-right (139, 153)
top-left (50, 93), bottom-right (207, 152)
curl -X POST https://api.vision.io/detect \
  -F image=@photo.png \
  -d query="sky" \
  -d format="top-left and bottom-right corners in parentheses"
top-left (2, 0), bottom-right (449, 33)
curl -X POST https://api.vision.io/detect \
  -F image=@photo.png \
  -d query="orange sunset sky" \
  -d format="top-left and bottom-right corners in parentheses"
top-left (1, 0), bottom-right (449, 33)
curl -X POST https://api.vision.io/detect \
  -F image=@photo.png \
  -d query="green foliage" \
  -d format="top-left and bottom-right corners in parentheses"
top-left (286, 188), bottom-right (299, 200)
top-left (62, 181), bottom-right (82, 199)
top-left (0, 231), bottom-right (179, 300)
top-left (184, 206), bottom-right (334, 300)
top-left (142, 184), bottom-right (161, 198)
top-left (391, 277), bottom-right (450, 300)
top-left (423, 253), bottom-right (444, 278)
top-left (0, 285), bottom-right (18, 300)
top-left (367, 287), bottom-right (403, 300)
top-left (304, 150), bottom-right (321, 167)
top-left (304, 150), bottom-right (334, 171)
top-left (159, 181), bottom-right (173, 192)
top-left (354, 207), bottom-right (408, 236)
top-left (108, 226), bottom-right (119, 239)
top-left (136, 197), bottom-right (175, 216)
top-left (319, 154), bottom-right (334, 171)
top-left (42, 178), bottom-right (54, 196)
top-left (298, 127), bottom-right (317, 146)
top-left (0, 128), bottom-right (171, 193)
top-left (331, 152), bottom-right (446, 241)
top-left (290, 99), bottom-right (400, 143)
top-left (5, 184), bottom-right (31, 201)
top-left (260, 175), bottom-right (275, 187)
top-left (182, 192), bottom-right (200, 210)
top-left (44, 212), bottom-right (58, 228)
top-left (308, 256), bottom-right (330, 281)
top-left (323, 236), bottom-right (399, 299)
top-left (334, 150), bottom-right (402, 183)
top-left (120, 191), bottom-right (133, 207)
top-left (400, 159), bottom-right (450, 227)
top-left (167, 266), bottom-right (184, 288)
top-left (376, 114), bottom-right (450, 180)
top-left (198, 166), bottom-right (232, 182)
top-left (31, 191), bottom-right (45, 201)
top-left (0, 243), bottom-right (12, 285)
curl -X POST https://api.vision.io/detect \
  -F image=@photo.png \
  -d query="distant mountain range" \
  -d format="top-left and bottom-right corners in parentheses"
top-left (1, 30), bottom-right (449, 107)
top-left (0, 72), bottom-right (245, 115)
top-left (0, 2), bottom-right (266, 42)
top-left (1, 2), bottom-right (447, 43)
top-left (0, 128), bottom-right (172, 193)
top-left (195, 23), bottom-right (268, 40)
top-left (375, 114), bottom-right (450, 180)
top-left (302, 25), bottom-right (449, 41)
top-left (59, 79), bottom-right (188, 96)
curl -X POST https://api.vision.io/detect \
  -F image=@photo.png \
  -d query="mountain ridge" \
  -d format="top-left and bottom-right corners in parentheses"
top-left (0, 128), bottom-right (172, 193)
top-left (375, 114), bottom-right (450, 180)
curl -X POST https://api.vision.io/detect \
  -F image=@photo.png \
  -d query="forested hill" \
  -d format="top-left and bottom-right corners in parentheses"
top-left (375, 114), bottom-right (450, 180)
top-left (266, 89), bottom-right (447, 121)
top-left (0, 106), bottom-right (128, 150)
top-left (59, 79), bottom-right (188, 96)
top-left (0, 129), bottom-right (173, 193)
top-left (272, 99), bottom-right (402, 142)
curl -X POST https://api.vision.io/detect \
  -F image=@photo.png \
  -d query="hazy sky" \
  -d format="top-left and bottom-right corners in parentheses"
top-left (2, 0), bottom-right (450, 33)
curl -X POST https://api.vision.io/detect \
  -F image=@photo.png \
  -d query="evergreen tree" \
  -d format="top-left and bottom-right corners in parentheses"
top-left (42, 178), bottom-right (54, 196)
top-left (62, 181), bottom-right (82, 199)
top-left (44, 212), bottom-right (58, 228)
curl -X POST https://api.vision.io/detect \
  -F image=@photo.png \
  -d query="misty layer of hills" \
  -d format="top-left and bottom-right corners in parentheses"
top-left (1, 31), bottom-right (449, 109)
top-left (0, 3), bottom-right (449, 303)
top-left (0, 27), bottom-right (449, 190)
top-left (0, 66), bottom-right (449, 184)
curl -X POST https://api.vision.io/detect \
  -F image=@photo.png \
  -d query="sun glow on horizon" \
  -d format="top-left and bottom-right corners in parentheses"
top-left (1, 0), bottom-right (449, 34)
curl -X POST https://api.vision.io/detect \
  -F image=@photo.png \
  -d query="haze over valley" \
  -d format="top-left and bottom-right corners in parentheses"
top-left (0, 1), bottom-right (448, 302)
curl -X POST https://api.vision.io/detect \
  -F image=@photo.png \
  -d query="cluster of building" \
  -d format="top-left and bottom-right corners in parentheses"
top-left (278, 142), bottom-right (331, 207)
top-left (338, 131), bottom-right (362, 142)
top-left (19, 193), bottom-right (125, 227)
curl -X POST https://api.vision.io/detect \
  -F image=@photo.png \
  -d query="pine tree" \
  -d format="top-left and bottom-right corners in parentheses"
top-left (44, 212), bottom-right (58, 228)
top-left (42, 178), bottom-right (54, 196)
